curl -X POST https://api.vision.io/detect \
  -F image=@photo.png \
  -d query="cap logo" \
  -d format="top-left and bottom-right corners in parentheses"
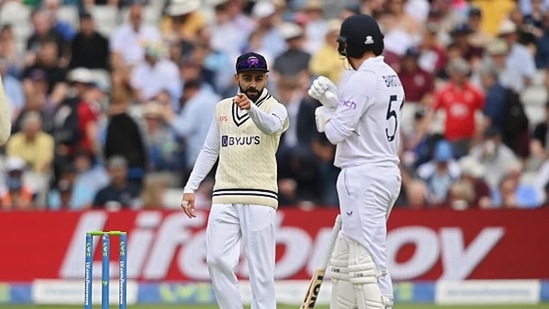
top-left (247, 57), bottom-right (259, 67)
top-left (365, 35), bottom-right (374, 45)
top-left (236, 54), bottom-right (268, 73)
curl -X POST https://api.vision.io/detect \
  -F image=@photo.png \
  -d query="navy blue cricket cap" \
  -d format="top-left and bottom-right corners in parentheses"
top-left (235, 52), bottom-right (269, 73)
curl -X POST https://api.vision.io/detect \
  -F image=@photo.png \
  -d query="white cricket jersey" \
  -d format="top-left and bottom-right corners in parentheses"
top-left (325, 56), bottom-right (405, 168)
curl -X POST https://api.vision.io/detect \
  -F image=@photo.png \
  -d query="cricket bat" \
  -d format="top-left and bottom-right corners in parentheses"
top-left (299, 215), bottom-right (342, 309)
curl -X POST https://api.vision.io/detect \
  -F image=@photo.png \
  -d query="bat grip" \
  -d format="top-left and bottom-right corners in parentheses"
top-left (319, 215), bottom-right (342, 269)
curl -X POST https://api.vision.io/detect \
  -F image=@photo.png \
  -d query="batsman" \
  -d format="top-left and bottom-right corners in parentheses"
top-left (308, 14), bottom-right (404, 309)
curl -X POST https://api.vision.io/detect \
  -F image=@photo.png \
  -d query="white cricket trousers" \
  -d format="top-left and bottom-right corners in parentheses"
top-left (336, 164), bottom-right (401, 298)
top-left (206, 203), bottom-right (277, 309)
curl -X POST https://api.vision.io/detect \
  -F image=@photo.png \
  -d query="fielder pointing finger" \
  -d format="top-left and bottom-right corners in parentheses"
top-left (180, 52), bottom-right (289, 309)
top-left (308, 15), bottom-right (404, 309)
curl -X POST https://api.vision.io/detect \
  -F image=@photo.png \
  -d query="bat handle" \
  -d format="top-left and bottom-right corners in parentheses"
top-left (319, 215), bottom-right (342, 269)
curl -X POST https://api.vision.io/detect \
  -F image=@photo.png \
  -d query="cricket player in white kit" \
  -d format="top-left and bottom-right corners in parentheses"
top-left (309, 15), bottom-right (404, 309)
top-left (180, 52), bottom-right (289, 309)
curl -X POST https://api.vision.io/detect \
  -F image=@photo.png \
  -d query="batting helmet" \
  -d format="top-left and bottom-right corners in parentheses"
top-left (337, 14), bottom-right (384, 58)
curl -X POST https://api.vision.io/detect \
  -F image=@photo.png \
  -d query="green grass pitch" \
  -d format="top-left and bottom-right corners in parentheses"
top-left (2, 304), bottom-right (549, 309)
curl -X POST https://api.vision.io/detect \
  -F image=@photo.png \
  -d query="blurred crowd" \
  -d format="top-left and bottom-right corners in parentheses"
top-left (1, 0), bottom-right (549, 211)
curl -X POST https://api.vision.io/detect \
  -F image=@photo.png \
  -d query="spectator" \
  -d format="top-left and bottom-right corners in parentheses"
top-left (417, 139), bottom-right (461, 206)
top-left (309, 19), bottom-right (343, 85)
top-left (210, 1), bottom-right (254, 72)
top-left (400, 178), bottom-right (429, 209)
top-left (458, 155), bottom-right (492, 208)
top-left (477, 59), bottom-right (507, 135)
top-left (498, 19), bottom-right (537, 87)
top-left (165, 34), bottom-right (194, 66)
top-left (278, 177), bottom-right (298, 206)
top-left (74, 78), bottom-right (104, 158)
top-left (47, 178), bottom-right (75, 210)
top-left (430, 0), bottom-right (464, 43)
top-left (310, 134), bottom-right (339, 206)
top-left (480, 38), bottom-right (524, 92)
top-left (467, 6), bottom-right (493, 49)
top-left (477, 47), bottom-right (530, 158)
top-left (387, 0), bottom-right (422, 40)
top-left (60, 148), bottom-right (108, 209)
top-left (299, 0), bottom-right (329, 55)
top-left (379, 10), bottom-right (415, 65)
top-left (0, 25), bottom-right (25, 77)
top-left (130, 41), bottom-right (182, 104)
top-left (42, 0), bottom-right (77, 42)
top-left (510, 6), bottom-right (540, 54)
top-left (426, 57), bottom-right (485, 158)
top-left (192, 27), bottom-right (232, 94)
top-left (405, 0), bottom-right (430, 24)
top-left (273, 22), bottom-right (311, 79)
top-left (50, 67), bottom-right (97, 182)
top-left (469, 126), bottom-right (520, 191)
top-left (417, 23), bottom-right (446, 75)
top-left (26, 10), bottom-right (67, 63)
top-left (47, 164), bottom-right (77, 209)
top-left (140, 172), bottom-right (171, 208)
top-left (69, 12), bottom-right (110, 71)
top-left (449, 23), bottom-right (484, 67)
top-left (250, 0), bottom-right (286, 59)
top-left (104, 86), bottom-right (147, 189)
top-left (6, 111), bottom-right (54, 173)
top-left (160, 0), bottom-right (206, 43)
top-left (0, 157), bottom-right (36, 210)
top-left (163, 79), bottom-right (220, 178)
top-left (492, 163), bottom-right (544, 208)
top-left (22, 40), bottom-right (68, 106)
top-left (397, 47), bottom-right (434, 106)
top-left (92, 155), bottom-right (141, 210)
top-left (13, 69), bottom-right (52, 134)
top-left (224, 0), bottom-right (255, 36)
top-left (470, 0), bottom-right (516, 36)
top-left (447, 179), bottom-right (475, 209)
top-left (110, 3), bottom-right (162, 69)
top-left (401, 109), bottom-right (439, 169)
top-left (141, 101), bottom-right (178, 172)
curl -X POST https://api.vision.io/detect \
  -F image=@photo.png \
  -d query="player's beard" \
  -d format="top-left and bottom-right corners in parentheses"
top-left (240, 85), bottom-right (263, 103)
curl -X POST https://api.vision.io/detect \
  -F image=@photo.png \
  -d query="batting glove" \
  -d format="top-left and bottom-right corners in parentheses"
top-left (308, 76), bottom-right (339, 109)
top-left (315, 106), bottom-right (334, 133)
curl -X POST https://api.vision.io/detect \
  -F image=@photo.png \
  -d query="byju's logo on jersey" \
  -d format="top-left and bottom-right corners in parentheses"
top-left (221, 135), bottom-right (261, 147)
